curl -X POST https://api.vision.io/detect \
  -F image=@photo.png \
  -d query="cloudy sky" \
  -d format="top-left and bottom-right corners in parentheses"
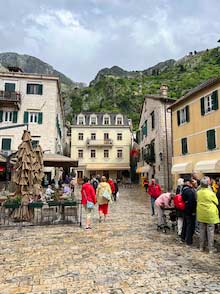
top-left (0, 0), bottom-right (220, 83)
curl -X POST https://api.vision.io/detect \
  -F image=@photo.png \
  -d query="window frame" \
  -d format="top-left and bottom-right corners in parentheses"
top-left (104, 133), bottom-right (109, 140)
top-left (206, 129), bottom-right (216, 150)
top-left (26, 83), bottom-right (43, 95)
top-left (5, 82), bottom-right (16, 92)
top-left (78, 115), bottom-right (85, 125)
top-left (91, 133), bottom-right (96, 140)
top-left (78, 133), bottom-right (84, 140)
top-left (91, 149), bottom-right (96, 158)
top-left (116, 115), bottom-right (123, 125)
top-left (90, 115), bottom-right (97, 125)
top-left (4, 111), bottom-right (13, 122)
top-left (117, 133), bottom-right (122, 141)
top-left (1, 138), bottom-right (11, 151)
top-left (117, 149), bottom-right (123, 159)
top-left (104, 149), bottom-right (109, 158)
top-left (29, 112), bottom-right (39, 124)
top-left (78, 149), bottom-right (84, 158)
top-left (181, 137), bottom-right (188, 155)
top-left (150, 111), bottom-right (155, 130)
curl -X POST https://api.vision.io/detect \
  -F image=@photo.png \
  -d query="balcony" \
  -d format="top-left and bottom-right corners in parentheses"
top-left (86, 139), bottom-right (113, 147)
top-left (0, 91), bottom-right (21, 109)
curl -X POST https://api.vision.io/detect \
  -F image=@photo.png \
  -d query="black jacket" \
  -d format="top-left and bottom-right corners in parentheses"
top-left (182, 185), bottom-right (197, 216)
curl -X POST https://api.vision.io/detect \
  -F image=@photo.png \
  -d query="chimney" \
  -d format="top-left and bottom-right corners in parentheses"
top-left (160, 84), bottom-right (168, 97)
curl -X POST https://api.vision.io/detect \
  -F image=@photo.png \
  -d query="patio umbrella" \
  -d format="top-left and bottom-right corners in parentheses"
top-left (12, 130), bottom-right (34, 221)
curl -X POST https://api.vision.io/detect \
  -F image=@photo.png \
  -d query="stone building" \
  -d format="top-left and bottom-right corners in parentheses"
top-left (0, 68), bottom-right (65, 181)
top-left (136, 85), bottom-right (174, 191)
top-left (71, 112), bottom-right (132, 182)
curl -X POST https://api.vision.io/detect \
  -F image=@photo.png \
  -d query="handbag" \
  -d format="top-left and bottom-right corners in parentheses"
top-left (83, 190), bottom-right (94, 209)
top-left (102, 189), bottom-right (111, 201)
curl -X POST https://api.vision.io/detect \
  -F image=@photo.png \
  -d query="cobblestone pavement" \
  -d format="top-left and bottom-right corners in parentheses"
top-left (1, 186), bottom-right (220, 294)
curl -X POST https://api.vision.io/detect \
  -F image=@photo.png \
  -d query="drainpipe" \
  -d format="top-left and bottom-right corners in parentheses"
top-left (164, 101), bottom-right (170, 191)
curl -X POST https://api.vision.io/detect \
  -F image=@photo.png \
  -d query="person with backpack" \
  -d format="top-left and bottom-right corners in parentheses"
top-left (180, 177), bottom-right (197, 246)
top-left (174, 178), bottom-right (185, 237)
top-left (81, 177), bottom-right (96, 230)
top-left (147, 179), bottom-right (162, 216)
top-left (96, 176), bottom-right (112, 222)
top-left (91, 175), bottom-right (99, 192)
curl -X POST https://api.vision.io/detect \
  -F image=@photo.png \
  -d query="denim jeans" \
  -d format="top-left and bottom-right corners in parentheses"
top-left (151, 197), bottom-right (156, 215)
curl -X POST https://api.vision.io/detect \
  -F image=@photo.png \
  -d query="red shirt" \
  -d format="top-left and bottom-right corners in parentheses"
top-left (108, 179), bottom-right (115, 193)
top-left (81, 183), bottom-right (96, 205)
top-left (148, 183), bottom-right (162, 199)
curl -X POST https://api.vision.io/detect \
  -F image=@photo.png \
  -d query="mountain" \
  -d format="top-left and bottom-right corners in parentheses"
top-left (0, 52), bottom-right (82, 87)
top-left (69, 47), bottom-right (220, 128)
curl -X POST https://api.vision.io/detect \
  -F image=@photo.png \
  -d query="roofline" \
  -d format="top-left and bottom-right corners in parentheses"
top-left (144, 94), bottom-right (175, 103)
top-left (169, 77), bottom-right (220, 109)
top-left (0, 71), bottom-right (60, 81)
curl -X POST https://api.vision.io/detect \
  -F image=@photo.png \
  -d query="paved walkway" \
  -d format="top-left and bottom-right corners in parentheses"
top-left (0, 186), bottom-right (220, 294)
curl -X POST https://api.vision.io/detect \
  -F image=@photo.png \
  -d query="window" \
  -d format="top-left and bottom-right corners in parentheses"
top-left (201, 91), bottom-right (218, 115)
top-left (5, 83), bottom-right (15, 92)
top-left (27, 84), bottom-right (43, 95)
top-left (91, 149), bottom-right (96, 158)
top-left (1, 138), bottom-right (11, 151)
top-left (91, 133), bottom-right (96, 140)
top-left (24, 112), bottom-right (43, 124)
top-left (90, 115), bottom-right (97, 125)
top-left (32, 140), bottom-right (39, 148)
top-left (117, 149), bottom-right (123, 158)
top-left (0, 111), bottom-right (17, 123)
top-left (207, 129), bottom-right (216, 150)
top-left (116, 115), bottom-right (123, 125)
top-left (78, 116), bottom-right (85, 125)
top-left (103, 116), bottom-right (110, 125)
top-left (177, 106), bottom-right (190, 125)
top-left (150, 111), bottom-right (155, 130)
top-left (104, 149), bottom-right (109, 158)
top-left (181, 138), bottom-right (188, 155)
top-left (29, 112), bottom-right (38, 124)
top-left (78, 149), bottom-right (83, 158)
top-left (78, 133), bottom-right (83, 140)
top-left (117, 133), bottom-right (122, 140)
top-left (104, 133), bottom-right (109, 140)
top-left (4, 111), bottom-right (13, 122)
top-left (142, 120), bottom-right (147, 136)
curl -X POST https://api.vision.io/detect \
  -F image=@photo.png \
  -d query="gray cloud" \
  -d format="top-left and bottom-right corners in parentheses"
top-left (0, 0), bottom-right (220, 83)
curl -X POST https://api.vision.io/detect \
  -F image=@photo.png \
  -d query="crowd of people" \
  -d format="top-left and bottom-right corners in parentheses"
top-left (145, 176), bottom-right (220, 254)
top-left (81, 175), bottom-right (119, 230)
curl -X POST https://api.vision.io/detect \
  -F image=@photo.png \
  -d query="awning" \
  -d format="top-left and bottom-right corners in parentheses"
top-left (171, 162), bottom-right (192, 174)
top-left (86, 163), bottom-right (130, 171)
top-left (194, 160), bottom-right (220, 173)
top-left (43, 154), bottom-right (78, 168)
top-left (136, 165), bottom-right (150, 173)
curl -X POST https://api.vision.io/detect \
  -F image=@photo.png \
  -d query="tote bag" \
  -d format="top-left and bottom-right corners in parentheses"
top-left (102, 189), bottom-right (111, 201)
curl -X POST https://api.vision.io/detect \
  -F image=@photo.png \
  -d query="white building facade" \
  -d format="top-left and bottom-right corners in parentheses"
top-left (137, 86), bottom-right (174, 191)
top-left (0, 70), bottom-right (65, 179)
top-left (71, 112), bottom-right (132, 182)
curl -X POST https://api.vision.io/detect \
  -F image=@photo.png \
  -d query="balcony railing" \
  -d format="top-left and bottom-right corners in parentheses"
top-left (86, 139), bottom-right (113, 146)
top-left (0, 91), bottom-right (21, 103)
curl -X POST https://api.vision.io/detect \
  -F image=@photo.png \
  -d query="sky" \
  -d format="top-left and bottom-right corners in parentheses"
top-left (0, 0), bottom-right (220, 83)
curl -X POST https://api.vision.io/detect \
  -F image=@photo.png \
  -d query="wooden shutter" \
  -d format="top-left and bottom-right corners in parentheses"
top-left (177, 110), bottom-right (180, 125)
top-left (181, 138), bottom-right (188, 155)
top-left (26, 84), bottom-right (31, 94)
top-left (24, 112), bottom-right (29, 123)
top-left (38, 112), bottom-right (43, 124)
top-left (201, 97), bottom-right (205, 115)
top-left (38, 84), bottom-right (43, 95)
top-left (186, 105), bottom-right (190, 122)
top-left (0, 111), bottom-right (3, 122)
top-left (2, 138), bottom-right (11, 151)
top-left (12, 111), bottom-right (18, 123)
top-left (207, 129), bottom-right (216, 150)
top-left (212, 90), bottom-right (219, 110)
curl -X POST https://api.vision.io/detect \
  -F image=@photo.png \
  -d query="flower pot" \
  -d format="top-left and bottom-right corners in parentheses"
top-left (28, 202), bottom-right (44, 209)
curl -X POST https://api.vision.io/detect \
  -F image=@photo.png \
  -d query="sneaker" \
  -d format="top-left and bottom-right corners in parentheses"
top-left (85, 226), bottom-right (92, 230)
top-left (151, 213), bottom-right (155, 216)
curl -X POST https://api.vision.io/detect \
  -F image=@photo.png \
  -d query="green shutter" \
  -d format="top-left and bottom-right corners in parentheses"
top-left (38, 84), bottom-right (43, 95)
top-left (5, 83), bottom-right (15, 92)
top-left (186, 105), bottom-right (190, 122)
top-left (38, 112), bottom-right (43, 124)
top-left (201, 97), bottom-right (205, 115)
top-left (177, 110), bottom-right (180, 125)
top-left (212, 90), bottom-right (219, 110)
top-left (0, 111), bottom-right (3, 123)
top-left (12, 111), bottom-right (18, 123)
top-left (181, 138), bottom-right (188, 155)
top-left (27, 84), bottom-right (31, 94)
top-left (207, 129), bottom-right (216, 150)
top-left (2, 138), bottom-right (11, 151)
top-left (24, 112), bottom-right (29, 124)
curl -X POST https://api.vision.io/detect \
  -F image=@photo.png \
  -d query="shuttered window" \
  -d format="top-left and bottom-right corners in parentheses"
top-left (201, 90), bottom-right (219, 115)
top-left (5, 83), bottom-right (15, 92)
top-left (27, 84), bottom-right (43, 95)
top-left (151, 111), bottom-right (155, 130)
top-left (177, 106), bottom-right (190, 126)
top-left (181, 138), bottom-right (188, 155)
top-left (23, 112), bottom-right (43, 124)
top-left (207, 129), bottom-right (216, 150)
top-left (2, 138), bottom-right (11, 151)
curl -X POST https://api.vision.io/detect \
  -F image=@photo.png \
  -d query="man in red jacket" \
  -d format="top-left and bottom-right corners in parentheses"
top-left (147, 179), bottom-right (162, 216)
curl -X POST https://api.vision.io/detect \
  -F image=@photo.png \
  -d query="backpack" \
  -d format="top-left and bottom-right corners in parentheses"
top-left (173, 194), bottom-right (185, 211)
top-left (91, 179), bottom-right (98, 190)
